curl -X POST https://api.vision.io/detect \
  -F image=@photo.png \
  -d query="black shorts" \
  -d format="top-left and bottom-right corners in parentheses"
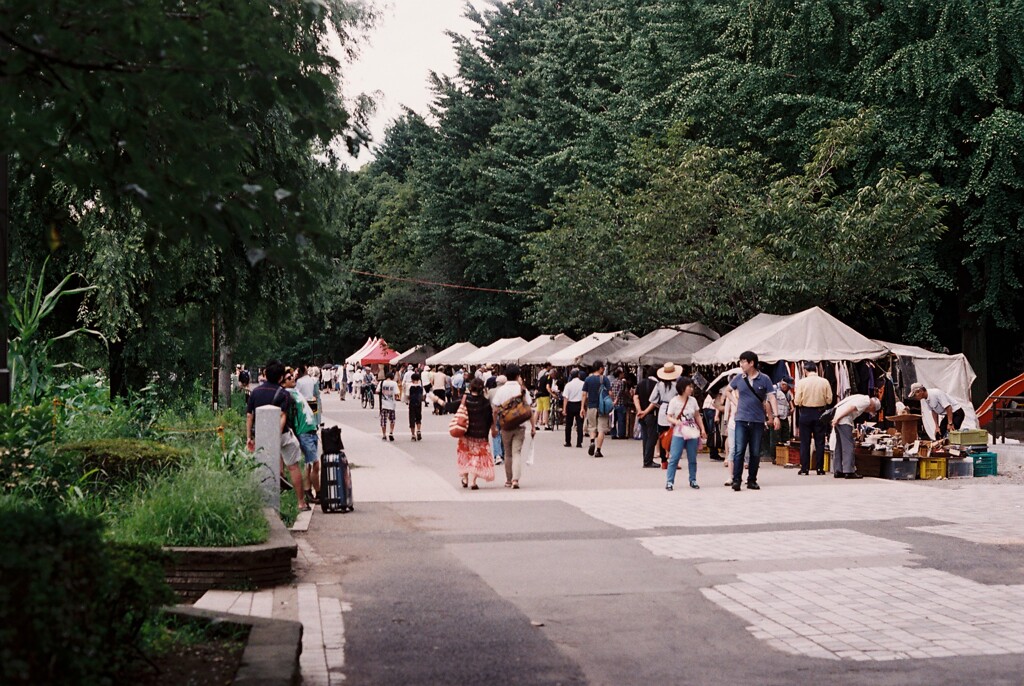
top-left (409, 404), bottom-right (423, 426)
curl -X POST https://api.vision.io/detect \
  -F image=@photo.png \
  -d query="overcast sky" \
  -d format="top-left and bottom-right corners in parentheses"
top-left (341, 1), bottom-right (489, 168)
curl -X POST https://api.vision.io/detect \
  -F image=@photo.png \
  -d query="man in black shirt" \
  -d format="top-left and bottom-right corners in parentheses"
top-left (634, 366), bottom-right (660, 468)
top-left (246, 360), bottom-right (308, 511)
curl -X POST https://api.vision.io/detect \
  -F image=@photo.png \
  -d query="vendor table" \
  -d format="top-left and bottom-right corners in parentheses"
top-left (991, 395), bottom-right (1024, 444)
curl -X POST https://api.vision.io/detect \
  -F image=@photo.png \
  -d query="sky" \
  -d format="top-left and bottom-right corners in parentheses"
top-left (341, 0), bottom-right (489, 168)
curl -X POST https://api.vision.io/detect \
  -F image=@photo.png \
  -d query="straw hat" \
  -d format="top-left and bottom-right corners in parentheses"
top-left (656, 362), bottom-right (682, 381)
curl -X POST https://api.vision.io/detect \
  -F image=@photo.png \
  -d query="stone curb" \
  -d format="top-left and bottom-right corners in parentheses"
top-left (165, 605), bottom-right (303, 686)
top-left (164, 508), bottom-right (298, 599)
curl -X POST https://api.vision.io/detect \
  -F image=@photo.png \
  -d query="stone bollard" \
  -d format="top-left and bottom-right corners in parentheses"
top-left (254, 405), bottom-right (281, 510)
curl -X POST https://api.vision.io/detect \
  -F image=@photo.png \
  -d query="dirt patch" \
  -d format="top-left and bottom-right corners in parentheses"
top-left (126, 620), bottom-right (248, 686)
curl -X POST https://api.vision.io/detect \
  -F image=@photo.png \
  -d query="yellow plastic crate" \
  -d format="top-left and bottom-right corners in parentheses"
top-left (918, 457), bottom-right (947, 480)
top-left (948, 429), bottom-right (989, 446)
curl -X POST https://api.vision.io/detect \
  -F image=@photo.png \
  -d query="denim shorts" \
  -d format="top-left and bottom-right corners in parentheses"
top-left (298, 431), bottom-right (320, 465)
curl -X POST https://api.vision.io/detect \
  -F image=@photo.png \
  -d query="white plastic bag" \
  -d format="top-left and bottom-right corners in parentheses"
top-left (525, 440), bottom-right (536, 466)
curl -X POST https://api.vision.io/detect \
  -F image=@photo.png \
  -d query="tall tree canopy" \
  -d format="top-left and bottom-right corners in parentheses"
top-left (344, 0), bottom-right (1024, 395)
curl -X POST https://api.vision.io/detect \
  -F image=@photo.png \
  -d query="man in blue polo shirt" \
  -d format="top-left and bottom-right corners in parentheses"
top-left (728, 350), bottom-right (780, 492)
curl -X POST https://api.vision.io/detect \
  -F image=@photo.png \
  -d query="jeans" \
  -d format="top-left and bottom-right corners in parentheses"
top-left (613, 406), bottom-right (627, 438)
top-left (564, 401), bottom-right (583, 446)
top-left (732, 420), bottom-right (765, 484)
top-left (667, 435), bottom-right (698, 485)
top-left (298, 431), bottom-right (320, 465)
top-left (798, 407), bottom-right (827, 472)
top-left (640, 413), bottom-right (658, 465)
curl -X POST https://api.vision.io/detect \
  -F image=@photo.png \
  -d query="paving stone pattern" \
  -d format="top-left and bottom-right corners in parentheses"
top-left (639, 528), bottom-right (912, 562)
top-left (701, 567), bottom-right (1024, 661)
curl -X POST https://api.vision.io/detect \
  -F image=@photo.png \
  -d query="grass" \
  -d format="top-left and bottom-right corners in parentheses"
top-left (279, 488), bottom-right (299, 528)
top-left (111, 462), bottom-right (269, 547)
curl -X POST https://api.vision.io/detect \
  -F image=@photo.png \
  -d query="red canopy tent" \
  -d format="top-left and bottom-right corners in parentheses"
top-left (361, 339), bottom-right (400, 365)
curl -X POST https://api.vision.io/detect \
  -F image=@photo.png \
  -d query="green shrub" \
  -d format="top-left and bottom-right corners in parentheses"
top-left (113, 462), bottom-right (269, 547)
top-left (55, 439), bottom-right (186, 488)
top-left (0, 498), bottom-right (173, 685)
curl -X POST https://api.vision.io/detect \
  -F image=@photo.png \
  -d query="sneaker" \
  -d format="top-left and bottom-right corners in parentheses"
top-left (594, 449), bottom-right (604, 458)
top-left (665, 483), bottom-right (674, 491)
top-left (494, 458), bottom-right (504, 466)
top-left (388, 434), bottom-right (395, 442)
top-left (845, 473), bottom-right (864, 479)
top-left (689, 481), bottom-right (700, 490)
top-left (588, 441), bottom-right (596, 456)
top-left (746, 482), bottom-right (760, 490)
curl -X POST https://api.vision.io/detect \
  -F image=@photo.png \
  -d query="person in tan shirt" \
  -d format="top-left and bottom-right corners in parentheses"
top-left (793, 361), bottom-right (834, 475)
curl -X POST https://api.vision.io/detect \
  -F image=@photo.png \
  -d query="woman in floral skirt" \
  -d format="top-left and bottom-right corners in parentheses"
top-left (457, 377), bottom-right (495, 489)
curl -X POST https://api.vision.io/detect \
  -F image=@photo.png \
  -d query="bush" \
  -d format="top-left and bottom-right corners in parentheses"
top-left (55, 439), bottom-right (186, 488)
top-left (0, 499), bottom-right (173, 685)
top-left (113, 462), bottom-right (269, 547)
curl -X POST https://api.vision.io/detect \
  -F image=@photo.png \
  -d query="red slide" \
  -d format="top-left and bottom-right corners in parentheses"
top-left (976, 372), bottom-right (1024, 427)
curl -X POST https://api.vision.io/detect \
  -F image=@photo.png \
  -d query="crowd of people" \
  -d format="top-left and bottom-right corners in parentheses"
top-left (241, 348), bottom-right (948, 497)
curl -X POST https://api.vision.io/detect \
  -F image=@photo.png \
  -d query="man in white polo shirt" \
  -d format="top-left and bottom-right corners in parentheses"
top-left (907, 383), bottom-right (964, 437)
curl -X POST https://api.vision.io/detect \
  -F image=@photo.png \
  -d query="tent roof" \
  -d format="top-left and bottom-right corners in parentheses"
top-left (345, 337), bottom-right (377, 364)
top-left (462, 337), bottom-right (528, 366)
top-left (360, 339), bottom-right (399, 365)
top-left (501, 333), bottom-right (576, 365)
top-left (874, 339), bottom-right (977, 401)
top-left (607, 323), bottom-right (720, 366)
top-left (548, 331), bottom-right (638, 367)
top-left (425, 342), bottom-right (478, 366)
top-left (392, 345), bottom-right (437, 365)
top-left (691, 308), bottom-right (888, 365)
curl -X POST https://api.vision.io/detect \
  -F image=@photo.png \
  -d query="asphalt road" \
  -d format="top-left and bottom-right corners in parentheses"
top-left (302, 393), bottom-right (1024, 686)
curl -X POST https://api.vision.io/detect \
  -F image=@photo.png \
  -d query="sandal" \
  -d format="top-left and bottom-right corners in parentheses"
top-left (461, 476), bottom-right (468, 488)
top-left (511, 481), bottom-right (520, 490)
top-left (417, 431), bottom-right (422, 440)
top-left (505, 481), bottom-right (513, 488)
top-left (299, 504), bottom-right (312, 512)
top-left (470, 484), bottom-right (479, 490)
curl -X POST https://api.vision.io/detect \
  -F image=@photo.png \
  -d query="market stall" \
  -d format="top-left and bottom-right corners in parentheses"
top-left (392, 344), bottom-right (437, 366)
top-left (425, 341), bottom-right (479, 367)
top-left (360, 339), bottom-right (400, 366)
top-left (345, 337), bottom-right (378, 365)
top-left (548, 331), bottom-right (638, 368)
top-left (502, 333), bottom-right (576, 365)
top-left (607, 323), bottom-right (719, 367)
top-left (461, 337), bottom-right (528, 367)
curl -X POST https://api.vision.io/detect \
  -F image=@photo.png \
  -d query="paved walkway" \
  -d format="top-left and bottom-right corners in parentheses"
top-left (201, 392), bottom-right (1024, 685)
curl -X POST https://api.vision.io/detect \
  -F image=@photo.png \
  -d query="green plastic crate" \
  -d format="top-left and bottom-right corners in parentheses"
top-left (972, 452), bottom-right (998, 477)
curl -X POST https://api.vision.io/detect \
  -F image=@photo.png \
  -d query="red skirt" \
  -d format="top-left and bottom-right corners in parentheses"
top-left (457, 436), bottom-right (495, 482)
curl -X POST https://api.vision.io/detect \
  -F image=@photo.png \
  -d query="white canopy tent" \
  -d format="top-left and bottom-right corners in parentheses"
top-left (874, 340), bottom-right (979, 437)
top-left (461, 337), bottom-right (528, 366)
top-left (502, 333), bottom-right (576, 365)
top-left (425, 342), bottom-right (478, 367)
top-left (607, 323), bottom-right (720, 367)
top-left (392, 345), bottom-right (437, 366)
top-left (548, 331), bottom-right (638, 368)
top-left (691, 308), bottom-right (889, 365)
top-left (345, 337), bottom-right (378, 365)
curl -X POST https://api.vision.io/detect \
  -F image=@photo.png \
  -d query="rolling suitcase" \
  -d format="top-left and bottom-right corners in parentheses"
top-left (320, 427), bottom-right (353, 513)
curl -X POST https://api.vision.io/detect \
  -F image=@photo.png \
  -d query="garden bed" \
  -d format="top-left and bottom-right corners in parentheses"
top-left (165, 508), bottom-right (297, 600)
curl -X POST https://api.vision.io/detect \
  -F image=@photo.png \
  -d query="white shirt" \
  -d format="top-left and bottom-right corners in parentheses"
top-left (379, 379), bottom-right (399, 411)
top-left (668, 395), bottom-right (700, 421)
top-left (648, 381), bottom-right (678, 426)
top-left (924, 389), bottom-right (960, 416)
top-left (490, 379), bottom-right (532, 408)
top-left (836, 394), bottom-right (873, 426)
top-left (562, 377), bottom-right (585, 403)
top-left (295, 375), bottom-right (318, 402)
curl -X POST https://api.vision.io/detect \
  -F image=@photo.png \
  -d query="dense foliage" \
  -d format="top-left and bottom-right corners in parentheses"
top-left (342, 0), bottom-right (1024, 392)
top-left (6, 0), bottom-right (1023, 396)
top-left (0, 500), bottom-right (173, 685)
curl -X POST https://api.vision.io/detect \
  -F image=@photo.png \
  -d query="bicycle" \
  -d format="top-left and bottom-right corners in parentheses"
top-left (361, 384), bottom-right (375, 409)
top-left (547, 391), bottom-right (563, 431)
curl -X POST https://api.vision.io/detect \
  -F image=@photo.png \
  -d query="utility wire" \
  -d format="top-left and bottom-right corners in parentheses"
top-left (350, 269), bottom-right (534, 296)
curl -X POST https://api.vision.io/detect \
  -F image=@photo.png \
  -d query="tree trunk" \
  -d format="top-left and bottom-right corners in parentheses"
top-left (218, 331), bottom-right (233, 409)
top-left (109, 339), bottom-right (128, 400)
top-left (959, 295), bottom-right (988, 406)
